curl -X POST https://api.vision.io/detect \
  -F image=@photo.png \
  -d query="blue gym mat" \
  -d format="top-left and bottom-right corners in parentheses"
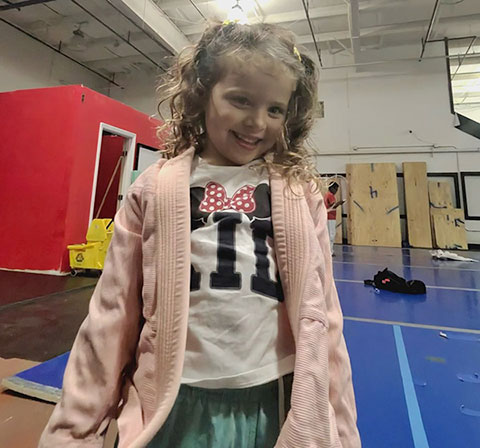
top-left (335, 248), bottom-right (480, 272)
top-left (5, 321), bottom-right (479, 448)
top-left (3, 244), bottom-right (479, 448)
top-left (337, 281), bottom-right (480, 331)
top-left (334, 262), bottom-right (480, 290)
top-left (1, 352), bottom-right (68, 403)
top-left (344, 319), bottom-right (480, 448)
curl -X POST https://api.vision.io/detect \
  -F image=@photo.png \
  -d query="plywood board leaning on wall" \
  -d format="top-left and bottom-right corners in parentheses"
top-left (346, 163), bottom-right (402, 247)
top-left (429, 181), bottom-right (451, 247)
top-left (428, 181), bottom-right (468, 250)
top-left (428, 181), bottom-right (453, 210)
top-left (431, 209), bottom-right (468, 250)
top-left (403, 162), bottom-right (432, 248)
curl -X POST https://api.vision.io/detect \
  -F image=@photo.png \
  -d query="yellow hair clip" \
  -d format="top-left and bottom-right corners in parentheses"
top-left (293, 46), bottom-right (302, 62)
top-left (223, 19), bottom-right (239, 26)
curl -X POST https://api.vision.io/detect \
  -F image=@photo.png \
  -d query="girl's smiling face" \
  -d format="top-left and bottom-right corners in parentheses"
top-left (202, 60), bottom-right (296, 166)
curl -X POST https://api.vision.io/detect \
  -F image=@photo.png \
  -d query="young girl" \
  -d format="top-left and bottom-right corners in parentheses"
top-left (40, 22), bottom-right (361, 448)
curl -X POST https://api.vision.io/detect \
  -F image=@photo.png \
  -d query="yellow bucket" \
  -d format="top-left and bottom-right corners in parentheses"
top-left (67, 219), bottom-right (114, 271)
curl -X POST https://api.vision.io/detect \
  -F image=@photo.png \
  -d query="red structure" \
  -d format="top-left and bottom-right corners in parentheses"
top-left (0, 85), bottom-right (162, 273)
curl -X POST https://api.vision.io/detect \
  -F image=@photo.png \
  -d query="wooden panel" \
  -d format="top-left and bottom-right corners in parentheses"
top-left (431, 209), bottom-right (468, 250)
top-left (428, 181), bottom-right (455, 247)
top-left (428, 181), bottom-right (453, 210)
top-left (403, 162), bottom-right (432, 248)
top-left (346, 163), bottom-right (402, 247)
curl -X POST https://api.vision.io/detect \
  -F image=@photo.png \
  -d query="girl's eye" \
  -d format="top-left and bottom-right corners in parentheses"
top-left (232, 96), bottom-right (250, 107)
top-left (269, 106), bottom-right (285, 117)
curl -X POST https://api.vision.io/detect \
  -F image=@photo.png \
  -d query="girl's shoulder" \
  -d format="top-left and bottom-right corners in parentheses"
top-left (300, 180), bottom-right (326, 222)
top-left (130, 157), bottom-right (168, 193)
top-left (125, 157), bottom-right (168, 210)
top-left (302, 180), bottom-right (324, 202)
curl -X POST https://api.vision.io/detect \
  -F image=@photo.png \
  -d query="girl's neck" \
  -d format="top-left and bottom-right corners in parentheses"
top-left (197, 152), bottom-right (265, 168)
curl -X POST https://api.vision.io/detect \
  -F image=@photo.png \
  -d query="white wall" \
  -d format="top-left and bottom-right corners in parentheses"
top-left (0, 21), bottom-right (109, 94)
top-left (3, 23), bottom-right (478, 245)
top-left (311, 45), bottom-right (480, 244)
top-left (111, 44), bottom-right (480, 245)
top-left (109, 70), bottom-right (163, 118)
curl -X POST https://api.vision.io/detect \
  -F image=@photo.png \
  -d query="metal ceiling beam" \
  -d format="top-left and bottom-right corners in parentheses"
top-left (419, 0), bottom-right (440, 60)
top-left (160, 0), bottom-right (404, 12)
top-left (104, 0), bottom-right (175, 57)
top-left (180, 0), bottom-right (406, 36)
top-left (85, 51), bottom-right (166, 68)
top-left (156, 0), bottom-right (213, 8)
top-left (320, 48), bottom-right (480, 70)
top-left (188, 0), bottom-right (207, 21)
top-left (0, 16), bottom-right (120, 86)
top-left (301, 0), bottom-right (323, 67)
top-left (110, 0), bottom-right (190, 54)
top-left (346, 0), bottom-right (361, 64)
top-left (296, 14), bottom-right (480, 46)
top-left (0, 0), bottom-right (55, 11)
top-left (180, 6), bottom-right (347, 36)
top-left (70, 0), bottom-right (167, 72)
top-left (451, 36), bottom-right (477, 80)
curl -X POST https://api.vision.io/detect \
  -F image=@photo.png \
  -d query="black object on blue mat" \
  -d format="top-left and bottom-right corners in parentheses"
top-left (364, 268), bottom-right (426, 294)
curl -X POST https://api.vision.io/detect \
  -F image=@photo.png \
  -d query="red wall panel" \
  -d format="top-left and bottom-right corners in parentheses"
top-left (0, 85), bottom-right (162, 273)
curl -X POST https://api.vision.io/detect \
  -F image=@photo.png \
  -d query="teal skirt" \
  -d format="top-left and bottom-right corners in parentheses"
top-left (146, 374), bottom-right (293, 448)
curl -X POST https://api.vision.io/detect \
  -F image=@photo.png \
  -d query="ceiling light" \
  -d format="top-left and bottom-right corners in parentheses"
top-left (217, 0), bottom-right (255, 23)
top-left (217, 0), bottom-right (255, 13)
top-left (228, 2), bottom-right (248, 24)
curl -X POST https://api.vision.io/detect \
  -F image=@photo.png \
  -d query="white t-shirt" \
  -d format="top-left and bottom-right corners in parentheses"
top-left (181, 156), bottom-right (296, 389)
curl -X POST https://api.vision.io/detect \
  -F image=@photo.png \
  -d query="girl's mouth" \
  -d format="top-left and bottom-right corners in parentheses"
top-left (232, 131), bottom-right (262, 149)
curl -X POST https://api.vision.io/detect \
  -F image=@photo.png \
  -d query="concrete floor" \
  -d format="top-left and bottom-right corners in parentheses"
top-left (0, 271), bottom-right (97, 362)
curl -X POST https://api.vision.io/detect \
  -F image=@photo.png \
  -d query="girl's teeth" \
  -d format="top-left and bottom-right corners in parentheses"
top-left (235, 132), bottom-right (258, 144)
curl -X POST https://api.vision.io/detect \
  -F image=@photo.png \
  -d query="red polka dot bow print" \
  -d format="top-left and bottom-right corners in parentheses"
top-left (199, 182), bottom-right (256, 213)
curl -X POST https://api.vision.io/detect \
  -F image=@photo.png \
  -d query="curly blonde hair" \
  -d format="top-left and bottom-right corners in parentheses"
top-left (157, 21), bottom-right (322, 189)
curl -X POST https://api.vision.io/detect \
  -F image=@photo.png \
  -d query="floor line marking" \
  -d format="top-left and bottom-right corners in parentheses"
top-left (344, 316), bottom-right (480, 334)
top-left (338, 246), bottom-right (480, 256)
top-left (335, 277), bottom-right (480, 292)
top-left (333, 259), bottom-right (480, 273)
top-left (393, 325), bottom-right (430, 448)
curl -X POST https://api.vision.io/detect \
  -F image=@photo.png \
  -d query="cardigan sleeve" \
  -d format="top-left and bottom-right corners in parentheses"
top-left (38, 185), bottom-right (145, 448)
top-left (275, 185), bottom-right (361, 448)
top-left (307, 187), bottom-right (361, 448)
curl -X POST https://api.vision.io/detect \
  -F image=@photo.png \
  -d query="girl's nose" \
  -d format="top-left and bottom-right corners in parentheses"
top-left (244, 109), bottom-right (267, 131)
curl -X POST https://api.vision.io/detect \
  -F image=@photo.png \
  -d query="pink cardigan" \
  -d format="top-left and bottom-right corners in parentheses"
top-left (39, 148), bottom-right (361, 448)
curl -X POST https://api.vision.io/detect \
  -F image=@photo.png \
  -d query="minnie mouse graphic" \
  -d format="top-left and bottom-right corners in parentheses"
top-left (190, 182), bottom-right (283, 301)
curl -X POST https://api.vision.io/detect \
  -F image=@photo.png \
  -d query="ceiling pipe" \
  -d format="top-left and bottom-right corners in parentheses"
top-left (0, 0), bottom-right (55, 11)
top-left (313, 147), bottom-right (480, 156)
top-left (301, 0), bottom-right (323, 67)
top-left (428, 35), bottom-right (477, 43)
top-left (451, 36), bottom-right (477, 79)
top-left (0, 17), bottom-right (120, 86)
top-left (104, 0), bottom-right (175, 58)
top-left (321, 51), bottom-right (480, 70)
top-left (69, 0), bottom-right (167, 72)
top-left (345, 0), bottom-right (361, 64)
top-left (188, 0), bottom-right (207, 21)
top-left (419, 0), bottom-right (441, 60)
